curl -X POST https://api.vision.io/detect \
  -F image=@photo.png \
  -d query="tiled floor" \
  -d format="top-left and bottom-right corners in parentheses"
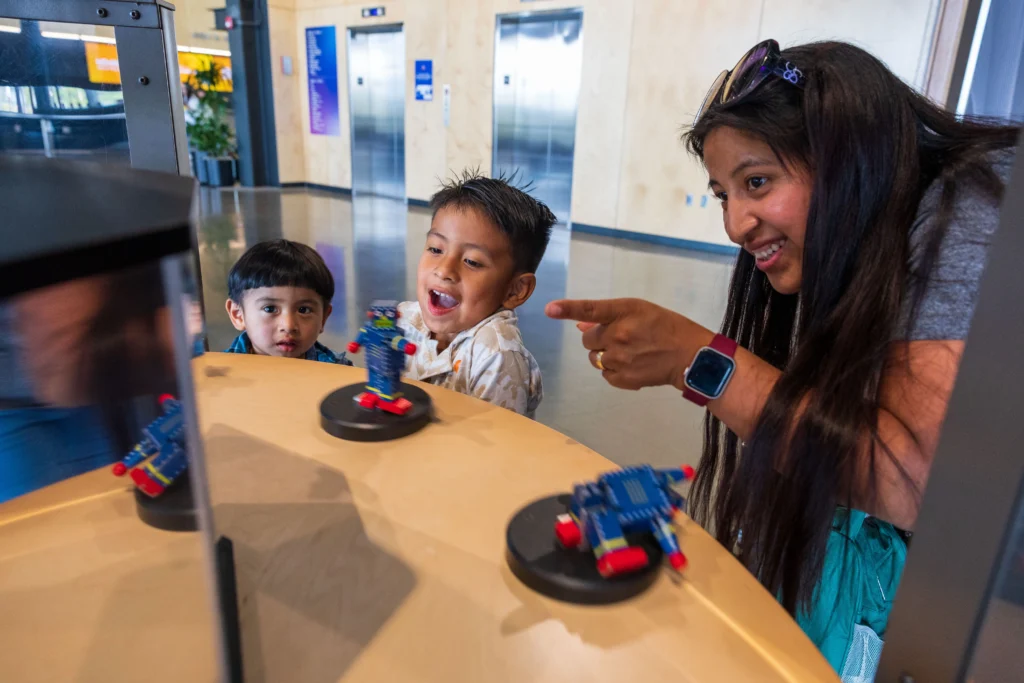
top-left (196, 187), bottom-right (734, 469)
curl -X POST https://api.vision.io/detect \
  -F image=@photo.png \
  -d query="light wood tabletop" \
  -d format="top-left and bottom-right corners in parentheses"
top-left (196, 352), bottom-right (839, 683)
top-left (0, 467), bottom-right (222, 682)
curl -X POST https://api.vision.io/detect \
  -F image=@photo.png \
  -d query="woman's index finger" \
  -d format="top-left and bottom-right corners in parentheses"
top-left (545, 299), bottom-right (623, 324)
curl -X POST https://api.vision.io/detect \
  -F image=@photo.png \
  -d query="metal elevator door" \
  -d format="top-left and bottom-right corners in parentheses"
top-left (493, 11), bottom-right (583, 224)
top-left (348, 25), bottom-right (405, 199)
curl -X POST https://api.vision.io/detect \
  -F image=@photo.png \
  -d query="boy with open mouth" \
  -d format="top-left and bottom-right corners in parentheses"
top-left (398, 172), bottom-right (553, 418)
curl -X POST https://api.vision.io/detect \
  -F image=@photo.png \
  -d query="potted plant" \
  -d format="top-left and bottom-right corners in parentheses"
top-left (183, 57), bottom-right (235, 186)
top-left (198, 113), bottom-right (235, 187)
top-left (190, 145), bottom-right (209, 184)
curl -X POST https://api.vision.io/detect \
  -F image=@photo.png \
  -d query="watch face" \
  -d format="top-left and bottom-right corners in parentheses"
top-left (685, 348), bottom-right (735, 398)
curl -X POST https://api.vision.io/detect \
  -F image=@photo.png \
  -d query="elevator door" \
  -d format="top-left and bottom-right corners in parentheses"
top-left (493, 11), bottom-right (583, 223)
top-left (348, 26), bottom-right (405, 199)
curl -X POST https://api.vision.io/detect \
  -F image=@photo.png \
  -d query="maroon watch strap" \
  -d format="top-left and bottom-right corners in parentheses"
top-left (710, 334), bottom-right (738, 357)
top-left (682, 334), bottom-right (737, 407)
top-left (681, 386), bottom-right (711, 407)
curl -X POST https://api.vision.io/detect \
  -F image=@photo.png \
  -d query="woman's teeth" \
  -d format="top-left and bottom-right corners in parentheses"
top-left (754, 240), bottom-right (785, 261)
top-left (432, 290), bottom-right (459, 308)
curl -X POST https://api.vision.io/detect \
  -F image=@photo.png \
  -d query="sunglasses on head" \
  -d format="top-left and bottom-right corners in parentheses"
top-left (695, 39), bottom-right (806, 124)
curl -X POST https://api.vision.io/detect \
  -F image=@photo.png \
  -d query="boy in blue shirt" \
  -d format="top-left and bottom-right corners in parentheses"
top-left (224, 240), bottom-right (350, 365)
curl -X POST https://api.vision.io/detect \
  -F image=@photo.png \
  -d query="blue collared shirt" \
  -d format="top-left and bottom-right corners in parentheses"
top-left (224, 332), bottom-right (352, 365)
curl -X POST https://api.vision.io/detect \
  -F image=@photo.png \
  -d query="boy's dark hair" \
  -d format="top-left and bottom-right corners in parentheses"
top-left (228, 239), bottom-right (334, 305)
top-left (429, 170), bottom-right (556, 273)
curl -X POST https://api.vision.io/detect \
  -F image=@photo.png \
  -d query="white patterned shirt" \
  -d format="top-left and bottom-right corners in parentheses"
top-left (397, 301), bottom-right (543, 419)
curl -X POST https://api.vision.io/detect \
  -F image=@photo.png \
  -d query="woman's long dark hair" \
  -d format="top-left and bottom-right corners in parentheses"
top-left (684, 41), bottom-right (1019, 615)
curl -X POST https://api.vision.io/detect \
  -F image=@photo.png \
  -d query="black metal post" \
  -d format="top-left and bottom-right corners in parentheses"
top-left (224, 0), bottom-right (278, 186)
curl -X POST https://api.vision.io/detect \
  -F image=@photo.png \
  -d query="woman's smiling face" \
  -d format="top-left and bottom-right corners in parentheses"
top-left (703, 126), bottom-right (813, 295)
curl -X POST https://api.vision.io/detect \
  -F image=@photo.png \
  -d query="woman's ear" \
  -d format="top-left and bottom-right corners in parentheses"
top-left (225, 298), bottom-right (246, 331)
top-left (502, 273), bottom-right (537, 310)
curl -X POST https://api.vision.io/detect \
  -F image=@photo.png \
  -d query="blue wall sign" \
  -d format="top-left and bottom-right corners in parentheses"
top-left (306, 26), bottom-right (340, 136)
top-left (414, 59), bottom-right (433, 101)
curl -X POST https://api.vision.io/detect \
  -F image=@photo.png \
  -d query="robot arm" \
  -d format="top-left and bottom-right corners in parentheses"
top-left (649, 514), bottom-right (687, 572)
top-left (656, 465), bottom-right (696, 484)
top-left (112, 439), bottom-right (157, 476)
top-left (390, 334), bottom-right (417, 356)
top-left (655, 466), bottom-right (694, 512)
top-left (347, 327), bottom-right (369, 354)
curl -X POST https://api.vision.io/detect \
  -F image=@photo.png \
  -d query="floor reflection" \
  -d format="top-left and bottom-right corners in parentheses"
top-left (196, 187), bottom-right (734, 469)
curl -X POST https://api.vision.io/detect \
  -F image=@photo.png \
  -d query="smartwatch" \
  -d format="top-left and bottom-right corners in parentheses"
top-left (682, 334), bottom-right (738, 407)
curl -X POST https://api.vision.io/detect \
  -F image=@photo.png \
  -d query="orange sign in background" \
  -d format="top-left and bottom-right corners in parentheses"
top-left (84, 42), bottom-right (232, 92)
top-left (85, 42), bottom-right (120, 85)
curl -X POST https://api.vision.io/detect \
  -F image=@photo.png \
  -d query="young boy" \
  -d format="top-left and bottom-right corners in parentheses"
top-left (398, 172), bottom-right (554, 418)
top-left (224, 239), bottom-right (350, 365)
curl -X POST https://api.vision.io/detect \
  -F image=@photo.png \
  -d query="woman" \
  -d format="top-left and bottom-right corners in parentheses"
top-left (547, 40), bottom-right (1019, 677)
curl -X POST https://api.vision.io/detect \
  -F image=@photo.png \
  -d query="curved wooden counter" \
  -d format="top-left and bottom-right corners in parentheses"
top-left (196, 352), bottom-right (838, 683)
top-left (0, 467), bottom-right (221, 682)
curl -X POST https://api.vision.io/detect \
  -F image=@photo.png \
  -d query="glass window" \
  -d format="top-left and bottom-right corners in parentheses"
top-left (0, 19), bottom-right (129, 164)
top-left (966, 502), bottom-right (1024, 681)
top-left (959, 0), bottom-right (1024, 119)
top-left (0, 85), bottom-right (15, 112)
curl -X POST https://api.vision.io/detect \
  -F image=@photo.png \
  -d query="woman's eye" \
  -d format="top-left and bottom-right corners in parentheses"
top-left (262, 306), bottom-right (277, 314)
top-left (714, 190), bottom-right (728, 202)
top-left (747, 176), bottom-right (767, 191)
top-left (464, 258), bottom-right (483, 268)
top-left (427, 246), bottom-right (442, 255)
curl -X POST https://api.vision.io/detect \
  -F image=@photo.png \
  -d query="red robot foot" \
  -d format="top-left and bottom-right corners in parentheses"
top-left (377, 397), bottom-right (412, 416)
top-left (554, 514), bottom-right (583, 548)
top-left (596, 547), bottom-right (649, 578)
top-left (130, 468), bottom-right (166, 497)
top-left (357, 392), bottom-right (378, 409)
top-left (667, 551), bottom-right (687, 572)
top-left (112, 462), bottom-right (128, 477)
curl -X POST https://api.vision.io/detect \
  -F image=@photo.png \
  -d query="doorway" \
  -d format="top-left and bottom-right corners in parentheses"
top-left (347, 25), bottom-right (405, 199)
top-left (492, 10), bottom-right (583, 223)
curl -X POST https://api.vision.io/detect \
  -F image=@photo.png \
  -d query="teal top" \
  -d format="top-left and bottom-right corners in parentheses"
top-left (794, 508), bottom-right (907, 678)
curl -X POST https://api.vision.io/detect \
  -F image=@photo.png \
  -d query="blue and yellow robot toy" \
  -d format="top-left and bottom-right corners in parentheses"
top-left (554, 464), bottom-right (696, 578)
top-left (112, 394), bottom-right (188, 498)
top-left (347, 300), bottom-right (418, 415)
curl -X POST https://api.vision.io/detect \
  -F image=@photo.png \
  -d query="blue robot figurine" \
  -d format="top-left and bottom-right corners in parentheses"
top-left (112, 394), bottom-right (188, 498)
top-left (347, 300), bottom-right (418, 415)
top-left (554, 464), bottom-right (696, 578)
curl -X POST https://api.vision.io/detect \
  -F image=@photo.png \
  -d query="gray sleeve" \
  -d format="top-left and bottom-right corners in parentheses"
top-left (899, 165), bottom-right (1008, 341)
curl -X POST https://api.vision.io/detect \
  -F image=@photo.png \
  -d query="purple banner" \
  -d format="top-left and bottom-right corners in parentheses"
top-left (306, 26), bottom-right (340, 136)
top-left (316, 242), bottom-right (347, 334)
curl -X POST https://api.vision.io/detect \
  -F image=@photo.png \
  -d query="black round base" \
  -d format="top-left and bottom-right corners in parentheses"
top-left (134, 475), bottom-right (197, 532)
top-left (320, 382), bottom-right (433, 442)
top-left (506, 494), bottom-right (663, 605)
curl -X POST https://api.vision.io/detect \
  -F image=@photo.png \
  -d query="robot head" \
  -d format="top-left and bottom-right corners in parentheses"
top-left (368, 300), bottom-right (400, 329)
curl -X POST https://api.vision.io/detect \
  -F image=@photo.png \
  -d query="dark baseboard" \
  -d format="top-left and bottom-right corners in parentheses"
top-left (281, 182), bottom-right (352, 196)
top-left (572, 222), bottom-right (740, 256)
top-left (305, 182), bottom-right (353, 196)
top-left (281, 184), bottom-right (432, 207)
